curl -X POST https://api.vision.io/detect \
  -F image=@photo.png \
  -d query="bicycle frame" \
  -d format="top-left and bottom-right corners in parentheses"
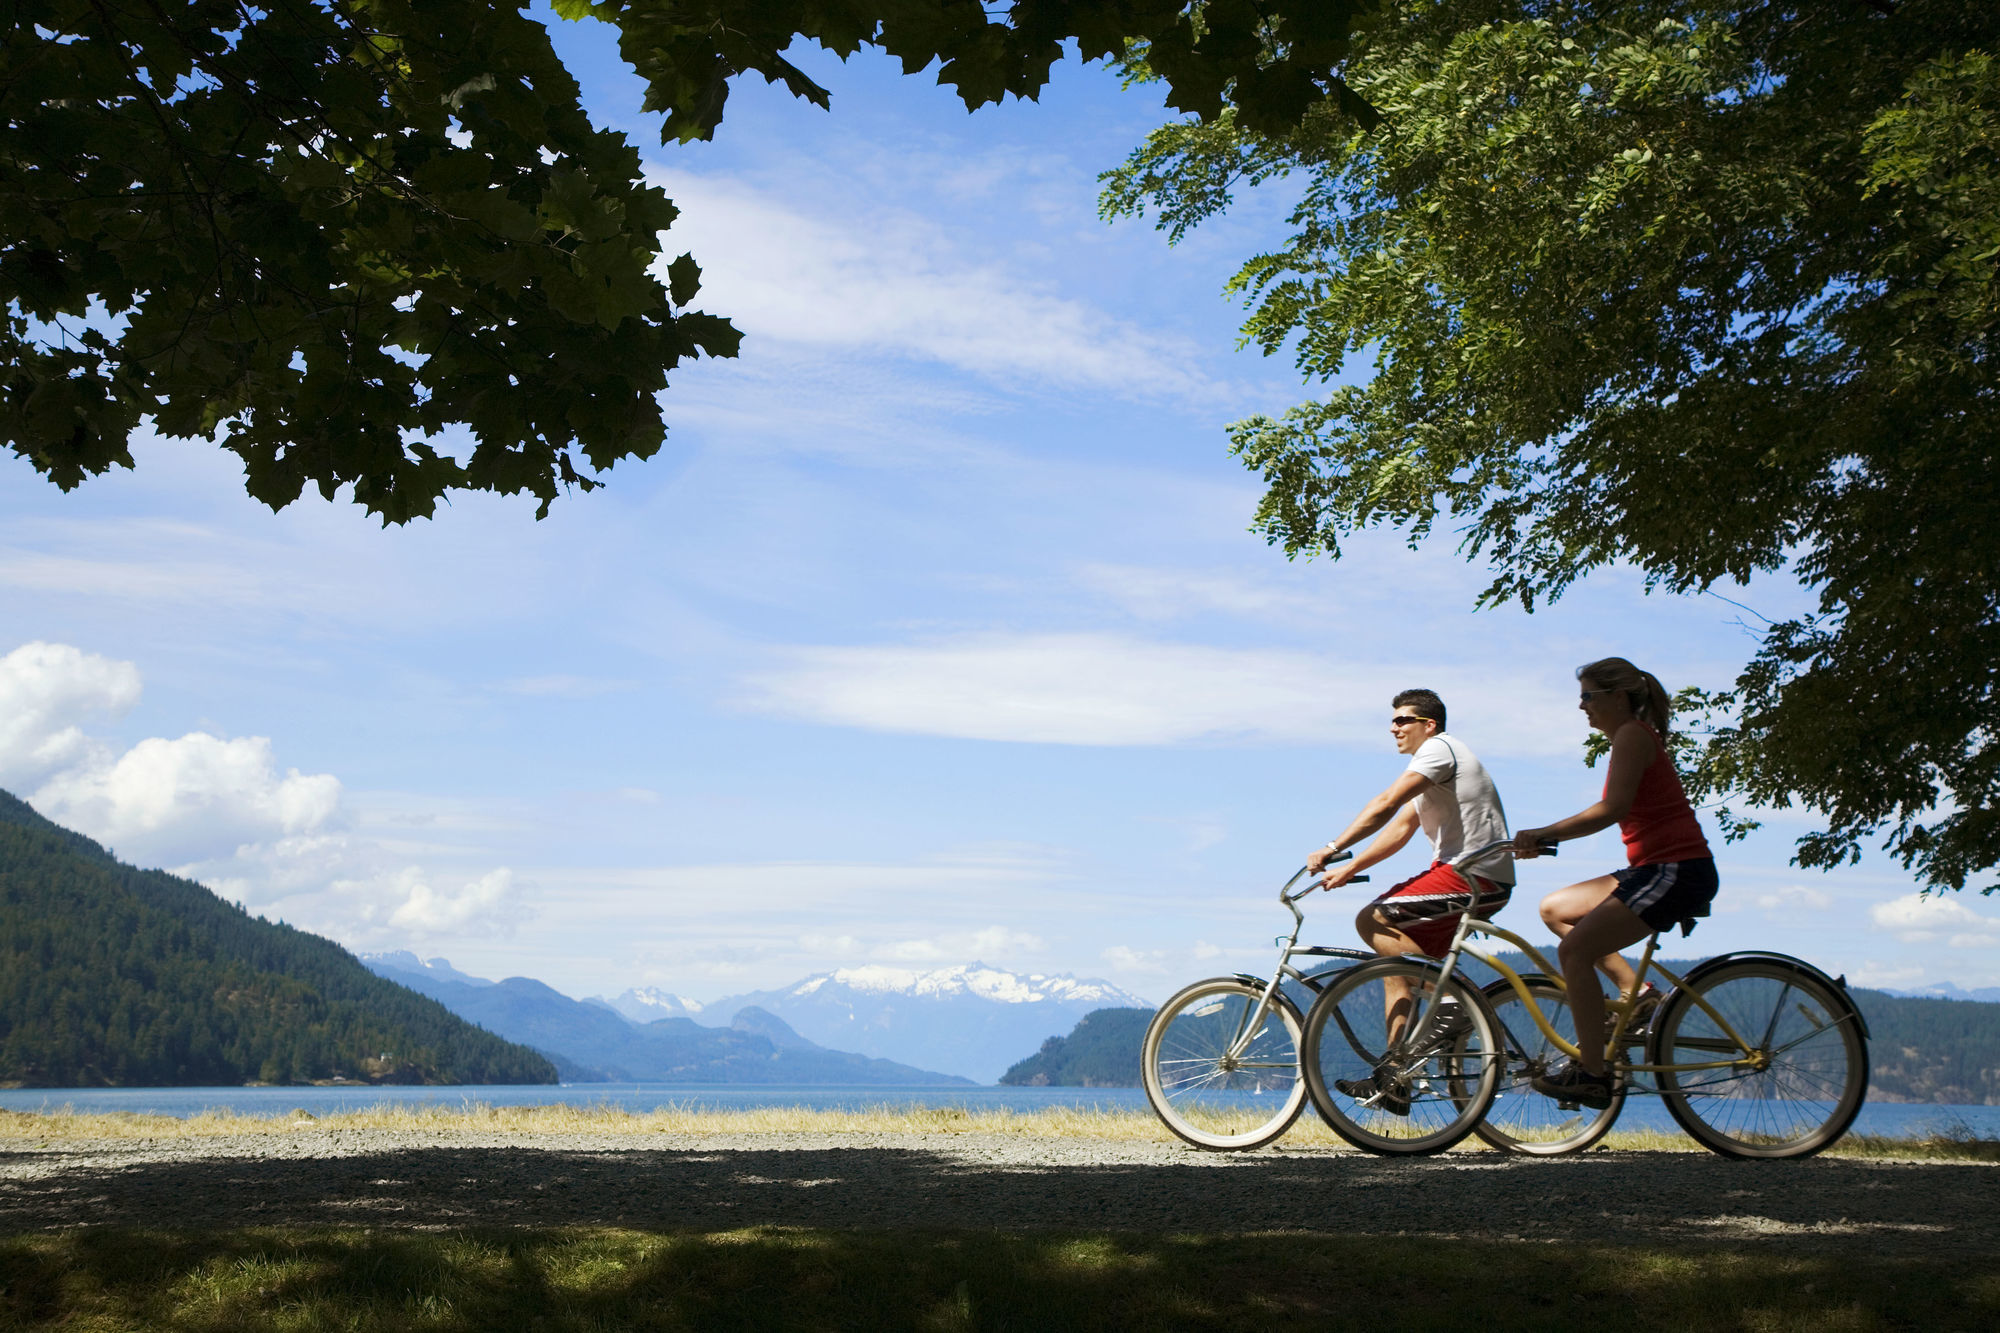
top-left (1424, 840), bottom-right (1765, 1079)
top-left (1218, 861), bottom-right (1370, 1063)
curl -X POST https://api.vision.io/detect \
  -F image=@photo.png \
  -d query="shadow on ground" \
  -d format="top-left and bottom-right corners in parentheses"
top-left (3, 1142), bottom-right (1996, 1256)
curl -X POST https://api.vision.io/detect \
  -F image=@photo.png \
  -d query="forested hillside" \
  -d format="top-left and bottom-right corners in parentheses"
top-left (1852, 989), bottom-right (2000, 1106)
top-left (0, 791), bottom-right (554, 1087)
top-left (1000, 1009), bottom-right (1149, 1087)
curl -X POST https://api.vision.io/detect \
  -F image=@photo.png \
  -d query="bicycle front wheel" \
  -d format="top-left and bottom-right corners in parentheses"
top-left (1302, 959), bottom-right (1499, 1156)
top-left (1471, 975), bottom-right (1623, 1155)
top-left (1142, 978), bottom-right (1308, 1150)
top-left (1653, 956), bottom-right (1868, 1159)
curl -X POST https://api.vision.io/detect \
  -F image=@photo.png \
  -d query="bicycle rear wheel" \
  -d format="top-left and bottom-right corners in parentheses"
top-left (1301, 959), bottom-right (1499, 1156)
top-left (1142, 978), bottom-right (1308, 1150)
top-left (1470, 975), bottom-right (1623, 1155)
top-left (1652, 956), bottom-right (1868, 1159)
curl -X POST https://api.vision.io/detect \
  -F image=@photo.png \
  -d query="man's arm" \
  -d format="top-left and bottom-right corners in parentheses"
top-left (1306, 769), bottom-right (1434, 876)
top-left (1320, 803), bottom-right (1422, 890)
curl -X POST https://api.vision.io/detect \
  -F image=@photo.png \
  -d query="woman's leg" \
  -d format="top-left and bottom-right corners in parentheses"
top-left (1554, 897), bottom-right (1654, 1076)
top-left (1539, 876), bottom-right (1641, 998)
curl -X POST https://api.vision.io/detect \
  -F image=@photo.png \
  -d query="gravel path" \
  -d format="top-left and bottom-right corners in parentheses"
top-left (3, 1130), bottom-right (1994, 1254)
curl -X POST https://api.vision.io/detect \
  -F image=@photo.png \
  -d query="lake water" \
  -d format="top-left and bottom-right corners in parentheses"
top-left (2, 1084), bottom-right (1995, 1140)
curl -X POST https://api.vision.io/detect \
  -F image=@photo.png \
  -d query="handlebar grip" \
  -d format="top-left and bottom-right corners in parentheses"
top-left (1351, 875), bottom-right (1369, 883)
top-left (1538, 842), bottom-right (1559, 857)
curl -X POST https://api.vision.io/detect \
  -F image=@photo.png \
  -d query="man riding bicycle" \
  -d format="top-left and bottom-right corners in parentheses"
top-left (1304, 688), bottom-right (1514, 1114)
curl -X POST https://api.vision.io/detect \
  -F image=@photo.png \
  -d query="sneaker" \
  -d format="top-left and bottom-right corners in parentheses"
top-left (1415, 999), bottom-right (1472, 1051)
top-left (1335, 1067), bottom-right (1412, 1117)
top-left (1531, 1059), bottom-right (1617, 1110)
top-left (1625, 984), bottom-right (1664, 1039)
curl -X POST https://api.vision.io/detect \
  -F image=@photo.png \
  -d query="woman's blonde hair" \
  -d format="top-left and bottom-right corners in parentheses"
top-left (1576, 657), bottom-right (1672, 738)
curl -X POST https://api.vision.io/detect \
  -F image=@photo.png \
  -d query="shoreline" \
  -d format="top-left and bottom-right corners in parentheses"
top-left (1, 1102), bottom-right (1994, 1161)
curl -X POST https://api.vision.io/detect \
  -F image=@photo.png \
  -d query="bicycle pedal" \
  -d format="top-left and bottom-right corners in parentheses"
top-left (1557, 1099), bottom-right (1581, 1112)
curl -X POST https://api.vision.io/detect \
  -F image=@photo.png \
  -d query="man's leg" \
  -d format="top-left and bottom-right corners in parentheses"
top-left (1540, 876), bottom-right (1641, 999)
top-left (1355, 905), bottom-right (1427, 1046)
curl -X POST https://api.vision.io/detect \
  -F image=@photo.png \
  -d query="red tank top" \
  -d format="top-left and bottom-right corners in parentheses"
top-left (1609, 723), bottom-right (1711, 866)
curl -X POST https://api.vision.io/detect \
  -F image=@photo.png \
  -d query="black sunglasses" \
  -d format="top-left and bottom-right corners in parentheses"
top-left (1389, 714), bottom-right (1434, 727)
top-left (1579, 689), bottom-right (1623, 703)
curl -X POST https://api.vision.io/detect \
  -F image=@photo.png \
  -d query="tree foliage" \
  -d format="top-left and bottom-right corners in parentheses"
top-left (4, 0), bottom-right (1375, 522)
top-left (1102, 0), bottom-right (2000, 891)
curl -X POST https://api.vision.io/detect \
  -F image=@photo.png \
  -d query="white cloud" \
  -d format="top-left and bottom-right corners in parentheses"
top-left (36, 732), bottom-right (341, 866)
top-left (1754, 885), bottom-right (1834, 913)
top-left (382, 867), bottom-right (524, 936)
top-left (880, 926), bottom-right (1046, 962)
top-left (650, 169), bottom-right (1214, 402)
top-left (0, 641), bottom-right (141, 786)
top-left (0, 639), bottom-right (524, 949)
top-left (1850, 962), bottom-right (1929, 989)
top-left (1101, 945), bottom-right (1172, 973)
top-left (1, 640), bottom-right (342, 865)
top-left (1869, 893), bottom-right (2000, 948)
top-left (742, 631), bottom-right (1579, 754)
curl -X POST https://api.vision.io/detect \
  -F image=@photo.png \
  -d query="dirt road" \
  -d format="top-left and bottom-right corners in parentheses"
top-left (1, 1130), bottom-right (1992, 1253)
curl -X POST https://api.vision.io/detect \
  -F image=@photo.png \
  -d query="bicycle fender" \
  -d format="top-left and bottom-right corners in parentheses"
top-left (1667, 951), bottom-right (1871, 1042)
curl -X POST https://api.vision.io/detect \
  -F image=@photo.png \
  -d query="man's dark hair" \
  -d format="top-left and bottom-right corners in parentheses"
top-left (1392, 688), bottom-right (1446, 730)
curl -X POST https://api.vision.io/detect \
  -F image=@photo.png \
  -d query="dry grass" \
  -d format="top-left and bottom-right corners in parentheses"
top-left (0, 1101), bottom-right (1194, 1143)
top-left (2, 1100), bottom-right (1991, 1158)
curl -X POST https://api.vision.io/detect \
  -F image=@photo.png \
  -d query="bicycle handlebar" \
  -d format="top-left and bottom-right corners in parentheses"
top-left (1452, 836), bottom-right (1558, 872)
top-left (1279, 852), bottom-right (1372, 906)
top-left (1278, 836), bottom-right (1552, 908)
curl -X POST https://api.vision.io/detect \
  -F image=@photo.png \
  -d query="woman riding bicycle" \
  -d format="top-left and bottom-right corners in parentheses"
top-left (1510, 657), bottom-right (1718, 1109)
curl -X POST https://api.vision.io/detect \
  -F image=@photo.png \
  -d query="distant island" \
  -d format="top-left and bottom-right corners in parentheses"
top-left (999, 1008), bottom-right (1149, 1087)
top-left (0, 790), bottom-right (553, 1088)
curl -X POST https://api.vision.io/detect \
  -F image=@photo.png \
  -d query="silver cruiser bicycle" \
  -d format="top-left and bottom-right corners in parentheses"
top-left (1139, 854), bottom-right (1371, 1149)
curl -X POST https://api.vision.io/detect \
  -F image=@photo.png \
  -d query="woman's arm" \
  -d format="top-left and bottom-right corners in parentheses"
top-left (1512, 722), bottom-right (1656, 853)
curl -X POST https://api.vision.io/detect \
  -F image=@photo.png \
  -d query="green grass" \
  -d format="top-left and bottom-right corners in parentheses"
top-left (0, 1227), bottom-right (1992, 1331)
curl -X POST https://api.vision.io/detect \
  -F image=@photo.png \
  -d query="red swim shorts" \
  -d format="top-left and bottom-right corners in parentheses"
top-left (1367, 861), bottom-right (1512, 958)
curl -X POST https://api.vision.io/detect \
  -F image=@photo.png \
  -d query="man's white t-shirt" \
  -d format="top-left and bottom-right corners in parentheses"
top-left (1406, 733), bottom-right (1514, 884)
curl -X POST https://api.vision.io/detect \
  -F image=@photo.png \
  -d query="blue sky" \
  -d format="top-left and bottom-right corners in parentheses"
top-left (3, 14), bottom-right (1994, 1007)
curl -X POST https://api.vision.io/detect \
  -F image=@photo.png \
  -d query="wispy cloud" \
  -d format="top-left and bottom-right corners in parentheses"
top-left (741, 631), bottom-right (1579, 754)
top-left (1075, 563), bottom-right (1324, 623)
top-left (649, 168), bottom-right (1219, 404)
top-left (1753, 885), bottom-right (1834, 914)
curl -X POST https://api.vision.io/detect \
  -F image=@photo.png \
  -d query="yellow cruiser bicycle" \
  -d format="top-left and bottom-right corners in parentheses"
top-left (1299, 840), bottom-right (1871, 1159)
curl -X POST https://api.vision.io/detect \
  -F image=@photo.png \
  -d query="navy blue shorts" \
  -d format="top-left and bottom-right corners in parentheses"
top-left (1612, 857), bottom-right (1718, 937)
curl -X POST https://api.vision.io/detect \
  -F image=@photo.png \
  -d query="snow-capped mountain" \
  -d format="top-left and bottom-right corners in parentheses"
top-left (600, 987), bottom-right (706, 1023)
top-left (707, 963), bottom-right (1152, 1083)
top-left (1882, 981), bottom-right (2000, 1003)
top-left (361, 952), bottom-right (495, 988)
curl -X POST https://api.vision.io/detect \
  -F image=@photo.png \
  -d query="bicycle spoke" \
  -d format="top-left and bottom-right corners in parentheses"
top-left (1655, 958), bottom-right (1866, 1159)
